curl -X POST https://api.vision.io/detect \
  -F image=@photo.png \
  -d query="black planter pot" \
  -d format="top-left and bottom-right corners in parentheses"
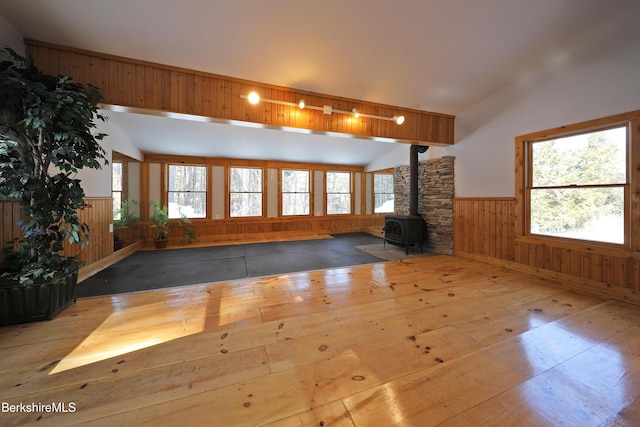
top-left (0, 267), bottom-right (79, 326)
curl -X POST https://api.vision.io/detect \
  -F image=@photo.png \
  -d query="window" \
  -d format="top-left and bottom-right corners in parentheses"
top-left (282, 169), bottom-right (310, 215)
top-left (527, 126), bottom-right (627, 245)
top-left (230, 167), bottom-right (263, 217)
top-left (326, 171), bottom-right (351, 214)
top-left (112, 161), bottom-right (123, 219)
top-left (168, 165), bottom-right (207, 218)
top-left (373, 173), bottom-right (394, 213)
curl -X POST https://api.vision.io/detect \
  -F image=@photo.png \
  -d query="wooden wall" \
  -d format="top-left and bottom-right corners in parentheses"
top-left (0, 200), bottom-right (22, 265)
top-left (122, 215), bottom-right (385, 246)
top-left (1, 196), bottom-right (381, 279)
top-left (453, 198), bottom-right (640, 304)
top-left (24, 39), bottom-right (454, 145)
top-left (454, 112), bottom-right (640, 304)
top-left (453, 198), bottom-right (515, 261)
top-left (63, 198), bottom-right (114, 266)
top-left (0, 198), bottom-right (113, 270)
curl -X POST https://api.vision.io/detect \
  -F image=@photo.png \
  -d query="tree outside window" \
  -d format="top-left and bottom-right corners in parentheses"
top-left (282, 169), bottom-right (310, 215)
top-left (374, 173), bottom-right (394, 213)
top-left (112, 161), bottom-right (123, 219)
top-left (230, 167), bottom-right (263, 217)
top-left (326, 171), bottom-right (351, 214)
top-left (168, 165), bottom-right (207, 218)
top-left (529, 126), bottom-right (627, 244)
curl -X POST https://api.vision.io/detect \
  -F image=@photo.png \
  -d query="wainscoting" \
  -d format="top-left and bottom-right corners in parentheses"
top-left (453, 198), bottom-right (515, 261)
top-left (4, 196), bottom-right (638, 304)
top-left (63, 198), bottom-right (114, 266)
top-left (454, 197), bottom-right (640, 304)
top-left (126, 215), bottom-right (386, 247)
top-left (0, 199), bottom-right (385, 280)
top-left (0, 200), bottom-right (21, 265)
top-left (0, 198), bottom-right (112, 268)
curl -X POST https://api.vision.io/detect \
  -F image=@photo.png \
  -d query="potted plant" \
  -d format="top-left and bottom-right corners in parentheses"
top-left (113, 199), bottom-right (138, 251)
top-left (150, 201), bottom-right (170, 249)
top-left (0, 47), bottom-right (108, 325)
top-left (178, 211), bottom-right (196, 244)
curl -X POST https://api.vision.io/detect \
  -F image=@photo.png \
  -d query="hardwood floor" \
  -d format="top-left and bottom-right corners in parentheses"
top-left (1, 255), bottom-right (640, 426)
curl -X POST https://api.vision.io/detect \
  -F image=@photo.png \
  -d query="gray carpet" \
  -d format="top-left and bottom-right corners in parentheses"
top-left (76, 233), bottom-right (415, 298)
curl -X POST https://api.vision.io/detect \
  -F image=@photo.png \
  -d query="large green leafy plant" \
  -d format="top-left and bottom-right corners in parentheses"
top-left (0, 47), bottom-right (108, 284)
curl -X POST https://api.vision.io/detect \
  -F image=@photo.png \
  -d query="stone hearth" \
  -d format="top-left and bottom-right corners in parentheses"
top-left (394, 156), bottom-right (454, 255)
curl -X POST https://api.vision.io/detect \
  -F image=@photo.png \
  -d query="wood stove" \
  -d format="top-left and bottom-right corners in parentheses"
top-left (384, 144), bottom-right (428, 254)
top-left (384, 215), bottom-right (426, 254)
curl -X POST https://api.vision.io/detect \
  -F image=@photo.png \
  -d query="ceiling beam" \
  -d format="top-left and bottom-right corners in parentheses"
top-left (25, 39), bottom-right (454, 145)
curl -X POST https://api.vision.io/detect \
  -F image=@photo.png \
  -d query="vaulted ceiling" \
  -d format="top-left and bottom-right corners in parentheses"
top-left (1, 0), bottom-right (635, 167)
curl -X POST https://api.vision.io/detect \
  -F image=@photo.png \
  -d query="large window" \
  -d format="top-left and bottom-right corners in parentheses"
top-left (282, 169), bottom-right (310, 216)
top-left (168, 165), bottom-right (207, 218)
top-left (326, 171), bottom-right (351, 215)
top-left (230, 167), bottom-right (263, 217)
top-left (374, 173), bottom-right (394, 213)
top-left (527, 126), bottom-right (627, 245)
top-left (112, 161), bottom-right (123, 219)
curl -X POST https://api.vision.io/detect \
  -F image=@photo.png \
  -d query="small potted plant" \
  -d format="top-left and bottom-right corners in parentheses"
top-left (178, 211), bottom-right (196, 244)
top-left (150, 201), bottom-right (170, 249)
top-left (113, 199), bottom-right (138, 251)
top-left (0, 47), bottom-right (108, 325)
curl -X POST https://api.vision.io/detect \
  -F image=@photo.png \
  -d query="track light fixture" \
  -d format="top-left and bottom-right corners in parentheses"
top-left (241, 92), bottom-right (405, 125)
top-left (247, 92), bottom-right (260, 104)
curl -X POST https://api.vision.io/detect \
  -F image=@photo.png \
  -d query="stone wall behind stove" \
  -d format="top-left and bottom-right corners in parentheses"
top-left (394, 156), bottom-right (454, 254)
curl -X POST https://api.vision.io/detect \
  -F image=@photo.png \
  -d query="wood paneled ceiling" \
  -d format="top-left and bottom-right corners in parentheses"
top-left (1, 0), bottom-right (637, 166)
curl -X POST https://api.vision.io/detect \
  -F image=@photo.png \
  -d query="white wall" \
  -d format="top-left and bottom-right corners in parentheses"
top-left (267, 168), bottom-right (278, 218)
top-left (365, 143), bottom-right (410, 172)
top-left (99, 112), bottom-right (144, 162)
top-left (75, 114), bottom-right (144, 197)
top-left (148, 163), bottom-right (162, 216)
top-left (313, 170), bottom-right (324, 216)
top-left (212, 166), bottom-right (225, 219)
top-left (354, 172), bottom-right (362, 215)
top-left (428, 13), bottom-right (640, 197)
top-left (127, 162), bottom-right (141, 216)
top-left (0, 13), bottom-right (24, 55)
top-left (0, 16), bottom-right (143, 199)
top-left (364, 173), bottom-right (372, 214)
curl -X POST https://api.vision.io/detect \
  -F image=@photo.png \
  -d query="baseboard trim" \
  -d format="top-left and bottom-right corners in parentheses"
top-left (78, 241), bottom-right (143, 283)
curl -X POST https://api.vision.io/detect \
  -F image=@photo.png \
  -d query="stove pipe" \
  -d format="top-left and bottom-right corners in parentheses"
top-left (409, 144), bottom-right (429, 217)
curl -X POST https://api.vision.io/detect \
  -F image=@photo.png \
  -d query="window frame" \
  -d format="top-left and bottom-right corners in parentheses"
top-left (325, 171), bottom-right (352, 215)
top-left (373, 172), bottom-right (395, 214)
top-left (228, 166), bottom-right (264, 218)
top-left (281, 169), bottom-right (311, 216)
top-left (516, 112), bottom-right (640, 250)
top-left (167, 163), bottom-right (208, 219)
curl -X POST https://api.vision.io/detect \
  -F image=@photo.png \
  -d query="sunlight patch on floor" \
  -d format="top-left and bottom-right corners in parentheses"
top-left (50, 293), bottom-right (208, 374)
